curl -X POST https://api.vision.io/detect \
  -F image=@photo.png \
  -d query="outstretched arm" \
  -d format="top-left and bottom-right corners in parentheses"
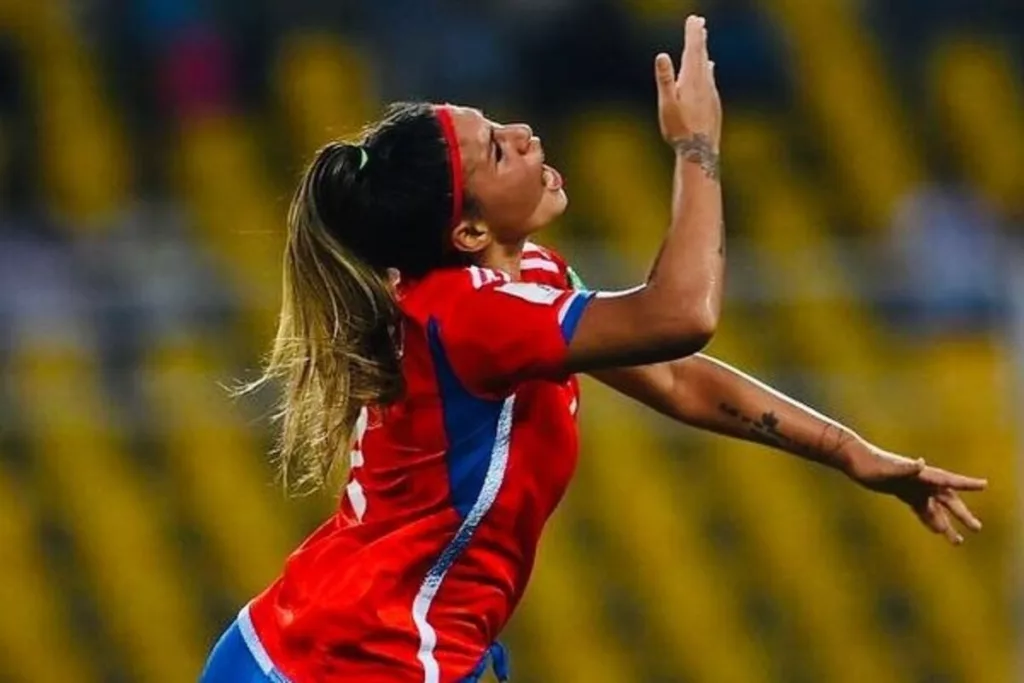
top-left (592, 355), bottom-right (858, 469)
top-left (590, 355), bottom-right (988, 545)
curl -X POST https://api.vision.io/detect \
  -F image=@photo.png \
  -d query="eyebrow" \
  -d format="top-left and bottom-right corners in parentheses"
top-left (487, 126), bottom-right (496, 165)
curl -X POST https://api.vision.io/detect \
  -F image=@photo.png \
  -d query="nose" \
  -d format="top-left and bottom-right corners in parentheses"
top-left (508, 123), bottom-right (533, 140)
top-left (505, 123), bottom-right (534, 152)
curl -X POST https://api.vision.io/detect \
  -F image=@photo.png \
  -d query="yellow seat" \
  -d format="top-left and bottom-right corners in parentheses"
top-left (704, 329), bottom-right (912, 683)
top-left (509, 493), bottom-right (641, 683)
top-left (565, 109), bottom-right (669, 272)
top-left (755, 0), bottom-right (922, 233)
top-left (174, 115), bottom-right (285, 344)
top-left (0, 466), bottom-right (99, 683)
top-left (910, 337), bottom-right (1016, 540)
top-left (275, 33), bottom-right (377, 158)
top-left (14, 343), bottom-right (208, 683)
top-left (7, 3), bottom-right (130, 230)
top-left (725, 113), bottom-right (1014, 683)
top-left (142, 340), bottom-right (303, 603)
top-left (579, 385), bottom-right (774, 682)
top-left (35, 59), bottom-right (130, 228)
top-left (930, 39), bottom-right (1024, 217)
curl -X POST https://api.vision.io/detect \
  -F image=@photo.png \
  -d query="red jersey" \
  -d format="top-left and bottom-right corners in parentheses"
top-left (246, 244), bottom-right (594, 682)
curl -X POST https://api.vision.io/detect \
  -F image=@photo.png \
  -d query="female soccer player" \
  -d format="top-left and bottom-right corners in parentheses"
top-left (200, 15), bottom-right (987, 683)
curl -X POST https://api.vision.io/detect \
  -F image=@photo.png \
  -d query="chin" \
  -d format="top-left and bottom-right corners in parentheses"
top-left (545, 189), bottom-right (569, 219)
top-left (552, 188), bottom-right (569, 215)
top-left (520, 190), bottom-right (569, 237)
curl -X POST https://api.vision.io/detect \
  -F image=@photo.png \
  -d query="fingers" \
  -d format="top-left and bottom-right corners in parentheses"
top-left (936, 489), bottom-right (983, 532)
top-left (919, 497), bottom-right (964, 545)
top-left (914, 496), bottom-right (942, 534)
top-left (918, 466), bottom-right (989, 491)
top-left (655, 52), bottom-right (677, 104)
top-left (915, 494), bottom-right (981, 545)
top-left (892, 456), bottom-right (926, 478)
top-left (681, 15), bottom-right (706, 84)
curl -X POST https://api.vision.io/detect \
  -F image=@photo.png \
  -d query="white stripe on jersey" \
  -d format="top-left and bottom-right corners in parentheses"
top-left (557, 292), bottom-right (581, 325)
top-left (520, 257), bottom-right (561, 274)
top-left (468, 265), bottom-right (511, 288)
top-left (346, 479), bottom-right (367, 521)
top-left (237, 604), bottom-right (282, 677)
top-left (412, 397), bottom-right (516, 683)
top-left (346, 407), bottom-right (369, 521)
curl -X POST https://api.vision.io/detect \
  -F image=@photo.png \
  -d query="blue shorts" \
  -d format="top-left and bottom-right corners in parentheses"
top-left (200, 606), bottom-right (509, 683)
top-left (199, 606), bottom-right (289, 683)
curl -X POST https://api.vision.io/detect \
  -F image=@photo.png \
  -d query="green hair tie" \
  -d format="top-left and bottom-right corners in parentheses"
top-left (359, 147), bottom-right (370, 170)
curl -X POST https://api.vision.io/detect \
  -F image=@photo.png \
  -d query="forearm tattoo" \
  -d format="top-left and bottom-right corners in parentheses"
top-left (675, 134), bottom-right (721, 181)
top-left (717, 402), bottom-right (854, 463)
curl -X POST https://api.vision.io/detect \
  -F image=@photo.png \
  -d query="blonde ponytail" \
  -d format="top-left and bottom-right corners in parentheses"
top-left (248, 159), bottom-right (403, 494)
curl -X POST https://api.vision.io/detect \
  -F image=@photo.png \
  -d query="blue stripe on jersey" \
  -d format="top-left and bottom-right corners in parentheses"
top-left (559, 292), bottom-right (595, 343)
top-left (427, 317), bottom-right (506, 520)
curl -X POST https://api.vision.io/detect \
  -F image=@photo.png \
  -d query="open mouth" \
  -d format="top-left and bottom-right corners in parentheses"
top-left (542, 164), bottom-right (564, 191)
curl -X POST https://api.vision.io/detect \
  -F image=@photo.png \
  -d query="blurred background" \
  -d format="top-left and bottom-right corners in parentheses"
top-left (0, 0), bottom-right (1021, 681)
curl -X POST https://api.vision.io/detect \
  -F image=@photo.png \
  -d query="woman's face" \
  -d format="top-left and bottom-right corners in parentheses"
top-left (446, 106), bottom-right (568, 243)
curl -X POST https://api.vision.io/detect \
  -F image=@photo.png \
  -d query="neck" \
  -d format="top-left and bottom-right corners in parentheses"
top-left (475, 239), bottom-right (526, 281)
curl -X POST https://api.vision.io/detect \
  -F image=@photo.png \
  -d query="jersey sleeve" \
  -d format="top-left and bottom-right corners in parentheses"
top-left (432, 280), bottom-right (595, 398)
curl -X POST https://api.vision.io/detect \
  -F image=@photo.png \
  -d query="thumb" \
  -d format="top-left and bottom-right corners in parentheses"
top-left (655, 53), bottom-right (676, 103)
top-left (892, 456), bottom-right (926, 477)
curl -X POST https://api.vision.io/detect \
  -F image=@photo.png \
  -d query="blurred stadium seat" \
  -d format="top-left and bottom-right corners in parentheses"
top-left (0, 466), bottom-right (98, 683)
top-left (7, 0), bottom-right (129, 229)
top-left (275, 33), bottom-right (378, 160)
top-left (930, 38), bottom-right (1024, 219)
top-left (759, 0), bottom-right (923, 233)
top-left (142, 340), bottom-right (301, 603)
top-left (13, 342), bottom-right (208, 682)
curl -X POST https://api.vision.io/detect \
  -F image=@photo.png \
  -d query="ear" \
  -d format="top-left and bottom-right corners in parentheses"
top-left (450, 220), bottom-right (493, 255)
top-left (386, 268), bottom-right (402, 293)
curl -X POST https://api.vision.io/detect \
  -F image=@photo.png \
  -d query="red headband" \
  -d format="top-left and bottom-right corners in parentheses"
top-left (434, 106), bottom-right (464, 228)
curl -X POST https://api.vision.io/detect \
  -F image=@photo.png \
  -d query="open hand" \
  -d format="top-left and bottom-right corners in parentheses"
top-left (844, 443), bottom-right (987, 545)
top-left (655, 15), bottom-right (722, 149)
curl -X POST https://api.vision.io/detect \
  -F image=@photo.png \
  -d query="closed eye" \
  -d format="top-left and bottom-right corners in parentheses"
top-left (491, 130), bottom-right (503, 164)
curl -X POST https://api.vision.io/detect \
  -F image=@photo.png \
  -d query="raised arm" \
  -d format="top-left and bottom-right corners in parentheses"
top-left (564, 15), bottom-right (725, 373)
top-left (592, 356), bottom-right (988, 545)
